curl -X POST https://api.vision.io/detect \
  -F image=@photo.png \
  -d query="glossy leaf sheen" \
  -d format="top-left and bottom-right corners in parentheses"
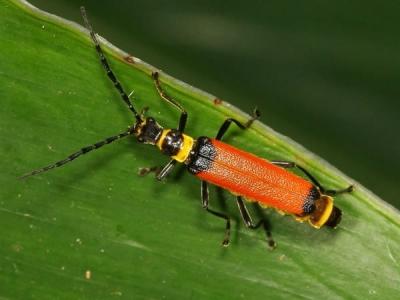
top-left (1, 1), bottom-right (399, 299)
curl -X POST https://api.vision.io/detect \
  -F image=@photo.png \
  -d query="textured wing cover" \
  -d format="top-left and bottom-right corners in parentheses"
top-left (195, 139), bottom-right (313, 215)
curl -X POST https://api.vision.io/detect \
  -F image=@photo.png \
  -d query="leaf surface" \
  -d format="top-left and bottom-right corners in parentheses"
top-left (1, 1), bottom-right (399, 299)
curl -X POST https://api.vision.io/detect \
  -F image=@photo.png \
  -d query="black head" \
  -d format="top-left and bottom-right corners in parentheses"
top-left (134, 117), bottom-right (163, 145)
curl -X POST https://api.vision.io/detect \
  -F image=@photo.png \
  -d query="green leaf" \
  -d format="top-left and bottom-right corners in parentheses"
top-left (1, 0), bottom-right (399, 299)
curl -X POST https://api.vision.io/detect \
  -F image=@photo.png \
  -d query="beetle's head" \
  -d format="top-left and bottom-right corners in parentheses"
top-left (133, 116), bottom-right (163, 145)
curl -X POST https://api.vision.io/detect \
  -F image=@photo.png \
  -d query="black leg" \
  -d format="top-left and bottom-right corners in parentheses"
top-left (151, 72), bottom-right (188, 132)
top-left (138, 166), bottom-right (162, 177)
top-left (20, 128), bottom-right (134, 179)
top-left (216, 108), bottom-right (260, 140)
top-left (236, 196), bottom-right (276, 249)
top-left (271, 160), bottom-right (354, 195)
top-left (137, 160), bottom-right (177, 180)
top-left (156, 159), bottom-right (177, 181)
top-left (201, 181), bottom-right (231, 246)
top-left (80, 7), bottom-right (141, 122)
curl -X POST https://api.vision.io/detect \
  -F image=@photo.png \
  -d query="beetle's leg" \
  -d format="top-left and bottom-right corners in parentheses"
top-left (216, 108), bottom-right (260, 140)
top-left (271, 160), bottom-right (354, 195)
top-left (151, 72), bottom-right (188, 132)
top-left (138, 166), bottom-right (162, 177)
top-left (201, 181), bottom-right (231, 246)
top-left (156, 159), bottom-right (177, 181)
top-left (138, 159), bottom-right (178, 181)
top-left (236, 196), bottom-right (276, 249)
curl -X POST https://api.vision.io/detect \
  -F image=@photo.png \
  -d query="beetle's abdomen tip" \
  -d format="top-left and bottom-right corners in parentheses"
top-left (325, 206), bottom-right (342, 228)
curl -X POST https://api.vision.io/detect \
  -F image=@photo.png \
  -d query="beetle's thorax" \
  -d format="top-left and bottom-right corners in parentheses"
top-left (156, 129), bottom-right (194, 163)
top-left (134, 117), bottom-right (194, 163)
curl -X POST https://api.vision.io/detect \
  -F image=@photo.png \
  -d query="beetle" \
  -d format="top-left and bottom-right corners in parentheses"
top-left (20, 7), bottom-right (353, 248)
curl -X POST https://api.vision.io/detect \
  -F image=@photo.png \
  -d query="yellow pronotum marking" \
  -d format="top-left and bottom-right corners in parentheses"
top-left (156, 129), bottom-right (194, 163)
top-left (173, 134), bottom-right (194, 162)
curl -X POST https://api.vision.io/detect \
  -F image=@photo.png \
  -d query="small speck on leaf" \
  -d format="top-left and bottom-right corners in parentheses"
top-left (85, 270), bottom-right (91, 280)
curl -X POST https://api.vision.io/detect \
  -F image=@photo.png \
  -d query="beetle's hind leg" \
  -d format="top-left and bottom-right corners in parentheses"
top-left (271, 160), bottom-right (354, 196)
top-left (236, 196), bottom-right (276, 249)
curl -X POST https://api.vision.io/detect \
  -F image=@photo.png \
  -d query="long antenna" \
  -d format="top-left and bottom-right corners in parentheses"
top-left (19, 128), bottom-right (134, 179)
top-left (80, 6), bottom-right (141, 122)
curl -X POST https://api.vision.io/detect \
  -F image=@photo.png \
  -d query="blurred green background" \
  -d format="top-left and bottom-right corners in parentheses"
top-left (29, 0), bottom-right (400, 208)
